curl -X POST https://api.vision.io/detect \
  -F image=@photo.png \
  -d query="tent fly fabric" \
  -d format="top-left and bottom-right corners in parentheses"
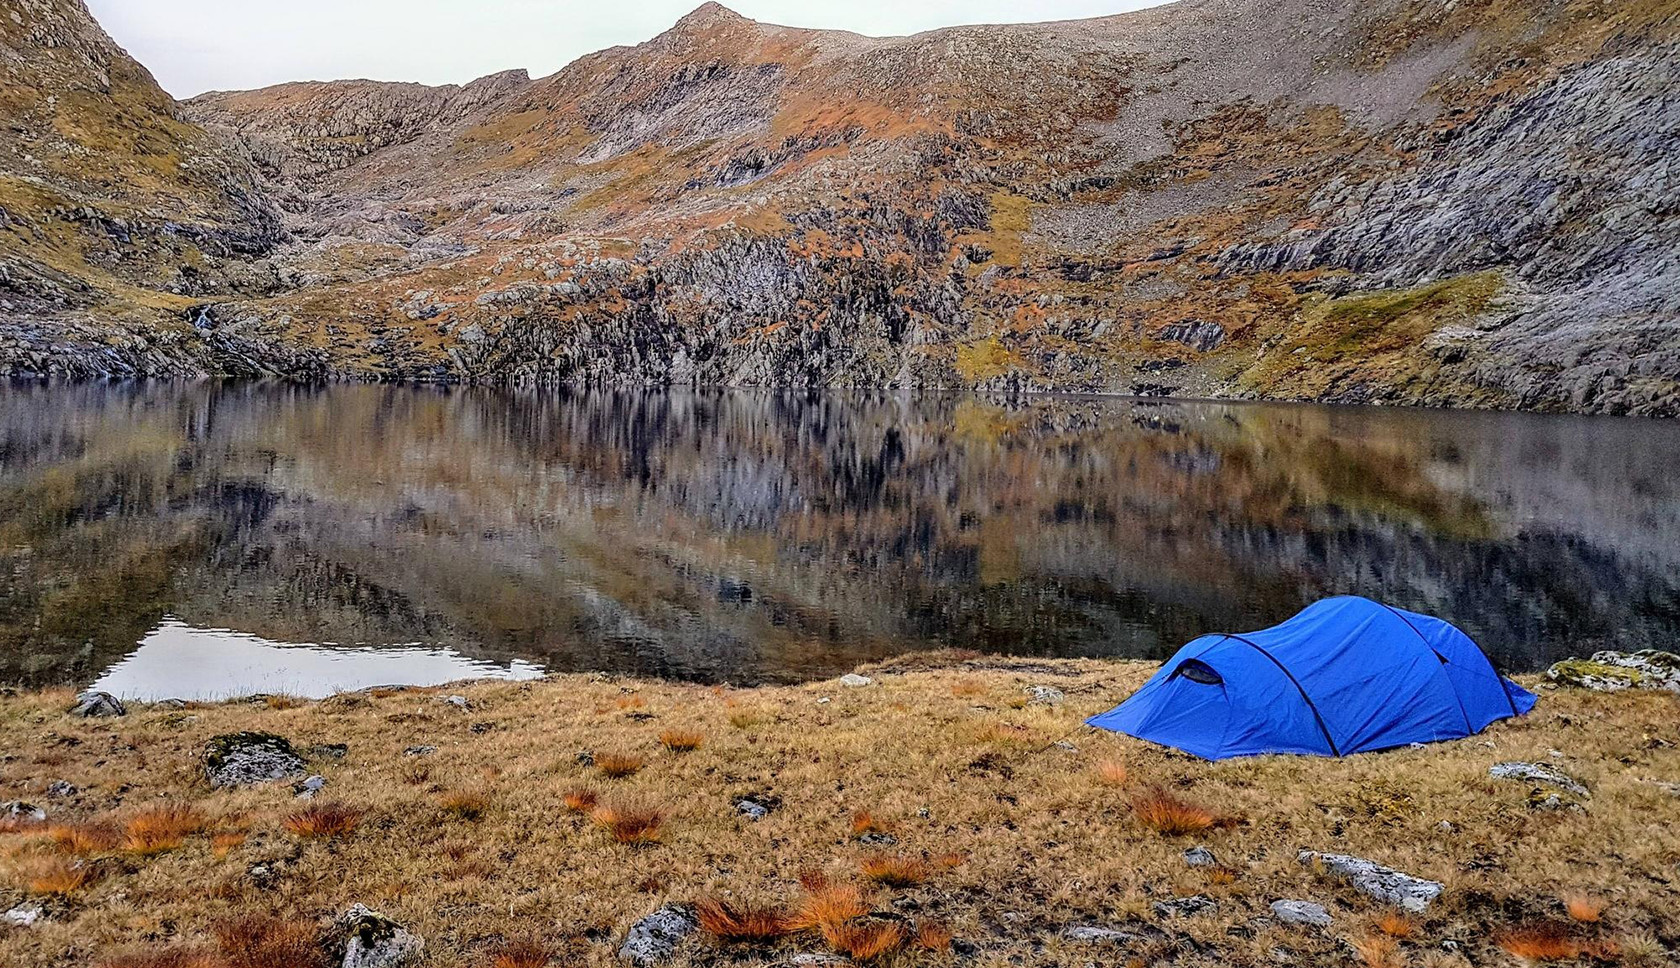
top-left (1088, 597), bottom-right (1538, 760)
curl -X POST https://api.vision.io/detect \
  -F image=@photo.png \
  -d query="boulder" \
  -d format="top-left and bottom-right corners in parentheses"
top-left (1298, 851), bottom-right (1443, 912)
top-left (337, 904), bottom-right (423, 968)
top-left (1269, 900), bottom-right (1332, 927)
top-left (619, 904), bottom-right (698, 966)
top-left (1489, 762), bottom-right (1589, 797)
top-left (839, 674), bottom-right (874, 688)
top-left (204, 732), bottom-right (307, 788)
top-left (3, 801), bottom-right (46, 825)
top-left (1545, 650), bottom-right (1680, 693)
top-left (70, 691), bottom-right (125, 717)
top-left (4, 903), bottom-right (43, 927)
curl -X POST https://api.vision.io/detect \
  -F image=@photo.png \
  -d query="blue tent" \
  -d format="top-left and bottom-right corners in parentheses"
top-left (1088, 597), bottom-right (1537, 759)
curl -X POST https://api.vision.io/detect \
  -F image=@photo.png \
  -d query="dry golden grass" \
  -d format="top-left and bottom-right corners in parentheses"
top-left (98, 951), bottom-right (220, 968)
top-left (488, 941), bottom-right (552, 968)
top-left (658, 729), bottom-right (705, 753)
top-left (849, 809), bottom-right (890, 837)
top-left (725, 707), bottom-right (762, 729)
top-left (1351, 934), bottom-right (1403, 968)
top-left (122, 805), bottom-right (207, 856)
top-left (209, 832), bottom-right (247, 858)
top-left (1, 658), bottom-right (1675, 968)
top-left (212, 914), bottom-right (326, 968)
top-left (1563, 894), bottom-right (1607, 923)
top-left (591, 800), bottom-right (665, 845)
top-left (694, 898), bottom-right (794, 943)
top-left (48, 822), bottom-right (121, 855)
top-left (859, 853), bottom-right (928, 888)
top-left (281, 802), bottom-right (364, 839)
top-left (26, 858), bottom-right (100, 895)
top-left (439, 790), bottom-right (490, 821)
top-left (594, 752), bottom-right (645, 778)
top-left (1130, 786), bottom-right (1216, 836)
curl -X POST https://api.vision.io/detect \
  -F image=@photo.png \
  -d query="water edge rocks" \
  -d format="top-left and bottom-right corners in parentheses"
top-left (70, 691), bottom-right (125, 717)
top-left (1545, 650), bottom-right (1680, 692)
top-left (1298, 851), bottom-right (1444, 912)
top-left (204, 732), bottom-right (307, 788)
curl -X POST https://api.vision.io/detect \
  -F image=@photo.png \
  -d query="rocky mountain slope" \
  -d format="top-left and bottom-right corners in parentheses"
top-left (2, 0), bottom-right (1677, 414)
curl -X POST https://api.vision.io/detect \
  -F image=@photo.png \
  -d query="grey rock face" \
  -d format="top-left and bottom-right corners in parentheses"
top-left (3, 801), bottom-right (46, 825)
top-left (70, 691), bottom-right (125, 717)
top-left (1153, 895), bottom-right (1218, 919)
top-left (1061, 924), bottom-right (1137, 943)
top-left (1547, 650), bottom-right (1680, 693)
top-left (1024, 685), bottom-right (1066, 706)
top-left (204, 732), bottom-right (307, 788)
top-left (619, 904), bottom-right (699, 966)
top-left (1298, 851), bottom-right (1444, 912)
top-left (337, 904), bottom-right (424, 968)
top-left (1489, 762), bottom-right (1590, 797)
top-left (1269, 900), bottom-right (1332, 927)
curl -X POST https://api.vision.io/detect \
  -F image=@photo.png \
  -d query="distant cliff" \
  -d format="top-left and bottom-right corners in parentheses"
top-left (2, 0), bottom-right (1677, 415)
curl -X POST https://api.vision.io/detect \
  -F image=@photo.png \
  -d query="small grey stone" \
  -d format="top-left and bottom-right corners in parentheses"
top-left (1025, 685), bottom-right (1066, 706)
top-left (735, 798), bottom-right (771, 821)
top-left (1153, 895), bottom-right (1218, 919)
top-left (789, 954), bottom-right (849, 966)
top-left (1060, 925), bottom-right (1137, 943)
top-left (402, 746), bottom-right (438, 757)
top-left (295, 775), bottom-right (327, 799)
top-left (1183, 846), bottom-right (1218, 867)
top-left (46, 780), bottom-right (77, 798)
top-left (619, 904), bottom-right (698, 966)
top-left (856, 831), bottom-right (898, 846)
top-left (443, 695), bottom-right (470, 710)
top-left (1489, 762), bottom-right (1589, 796)
top-left (71, 691), bottom-right (125, 718)
top-left (1053, 740), bottom-right (1080, 752)
top-left (309, 743), bottom-right (349, 760)
top-left (1270, 900), bottom-right (1332, 927)
top-left (839, 673), bottom-right (874, 688)
top-left (4, 903), bottom-right (43, 927)
top-left (1299, 851), bottom-right (1444, 912)
top-left (338, 904), bottom-right (423, 968)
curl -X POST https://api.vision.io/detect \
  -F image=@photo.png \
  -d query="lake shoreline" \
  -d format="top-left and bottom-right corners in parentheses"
top-left (2, 652), bottom-right (1676, 967)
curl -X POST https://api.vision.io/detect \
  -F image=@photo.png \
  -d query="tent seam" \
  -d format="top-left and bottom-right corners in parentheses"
top-left (1223, 633), bottom-right (1342, 757)
top-left (1379, 603), bottom-right (1475, 735)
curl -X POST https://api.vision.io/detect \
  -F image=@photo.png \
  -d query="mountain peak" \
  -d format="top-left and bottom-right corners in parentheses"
top-left (671, 2), bottom-right (751, 32)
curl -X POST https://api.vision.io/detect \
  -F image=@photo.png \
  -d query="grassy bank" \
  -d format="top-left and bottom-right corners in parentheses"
top-left (1, 654), bottom-right (1676, 967)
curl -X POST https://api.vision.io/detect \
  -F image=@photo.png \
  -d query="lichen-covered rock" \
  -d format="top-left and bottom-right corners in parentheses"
top-left (619, 904), bottom-right (698, 965)
top-left (1024, 685), bottom-right (1066, 706)
top-left (1489, 762), bottom-right (1589, 797)
top-left (1298, 851), bottom-right (1444, 913)
top-left (1153, 895), bottom-right (1218, 919)
top-left (1183, 846), bottom-right (1218, 867)
top-left (204, 732), bottom-right (306, 788)
top-left (1270, 900), bottom-right (1332, 927)
top-left (1546, 650), bottom-right (1680, 692)
top-left (1060, 924), bottom-right (1138, 943)
top-left (839, 674), bottom-right (874, 688)
top-left (337, 904), bottom-right (423, 968)
top-left (70, 691), bottom-right (125, 717)
top-left (3, 801), bottom-right (46, 826)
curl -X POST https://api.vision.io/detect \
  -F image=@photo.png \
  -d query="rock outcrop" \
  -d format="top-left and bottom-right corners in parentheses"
top-left (2, 0), bottom-right (1678, 415)
top-left (1298, 851), bottom-right (1444, 913)
top-left (204, 731), bottom-right (307, 788)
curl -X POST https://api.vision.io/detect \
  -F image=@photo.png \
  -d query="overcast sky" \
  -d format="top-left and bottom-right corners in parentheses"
top-left (85, 1), bottom-right (1161, 98)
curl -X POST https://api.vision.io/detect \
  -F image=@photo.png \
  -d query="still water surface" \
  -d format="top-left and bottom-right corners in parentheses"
top-left (2, 383), bottom-right (1677, 699)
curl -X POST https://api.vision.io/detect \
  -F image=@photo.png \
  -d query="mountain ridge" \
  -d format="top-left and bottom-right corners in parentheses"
top-left (2, 0), bottom-right (1677, 414)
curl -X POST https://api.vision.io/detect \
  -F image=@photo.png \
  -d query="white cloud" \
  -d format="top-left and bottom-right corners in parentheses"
top-left (83, 1), bottom-right (1161, 97)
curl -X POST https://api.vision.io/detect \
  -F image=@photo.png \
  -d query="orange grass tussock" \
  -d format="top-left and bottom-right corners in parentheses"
top-left (561, 788), bottom-right (600, 813)
top-left (658, 728), bottom-right (705, 752)
top-left (489, 940), bottom-right (552, 968)
top-left (790, 874), bottom-right (869, 933)
top-left (595, 752), bottom-right (645, 778)
top-left (213, 914), bottom-right (327, 968)
top-left (1375, 910), bottom-right (1418, 938)
top-left (1563, 894), bottom-right (1607, 923)
top-left (695, 897), bottom-right (795, 943)
top-left (1350, 934), bottom-right (1403, 968)
top-left (49, 822), bottom-right (122, 855)
top-left (591, 800), bottom-right (665, 845)
top-left (859, 853), bottom-right (928, 888)
top-left (123, 805), bottom-right (209, 855)
top-left (1496, 922), bottom-right (1586, 961)
top-left (1130, 786), bottom-right (1216, 836)
top-left (826, 920), bottom-right (907, 962)
top-left (27, 858), bottom-right (101, 895)
top-left (912, 920), bottom-right (953, 951)
top-left (439, 790), bottom-right (490, 821)
top-left (1094, 758), bottom-right (1129, 786)
top-left (282, 802), bottom-right (364, 839)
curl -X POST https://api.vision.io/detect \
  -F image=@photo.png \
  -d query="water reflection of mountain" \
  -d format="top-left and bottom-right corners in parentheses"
top-left (1, 383), bottom-right (1676, 688)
